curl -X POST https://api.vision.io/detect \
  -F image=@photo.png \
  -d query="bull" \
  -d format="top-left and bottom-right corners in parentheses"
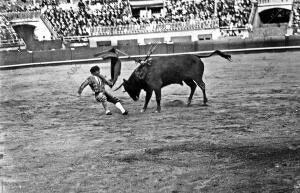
top-left (95, 48), bottom-right (231, 112)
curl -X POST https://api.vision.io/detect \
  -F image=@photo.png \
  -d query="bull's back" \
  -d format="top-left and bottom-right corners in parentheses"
top-left (150, 55), bottom-right (204, 85)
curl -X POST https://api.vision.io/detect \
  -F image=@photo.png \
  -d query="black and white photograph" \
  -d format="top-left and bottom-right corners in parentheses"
top-left (0, 0), bottom-right (299, 192)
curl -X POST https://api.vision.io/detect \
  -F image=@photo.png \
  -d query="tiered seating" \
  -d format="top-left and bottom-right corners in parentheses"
top-left (41, 0), bottom-right (252, 37)
top-left (1, 0), bottom-right (253, 37)
top-left (0, 16), bottom-right (21, 48)
top-left (217, 0), bottom-right (252, 28)
top-left (90, 19), bottom-right (218, 36)
top-left (41, 0), bottom-right (58, 7)
top-left (293, 0), bottom-right (300, 34)
top-left (43, 0), bottom-right (131, 36)
top-left (0, 0), bottom-right (40, 12)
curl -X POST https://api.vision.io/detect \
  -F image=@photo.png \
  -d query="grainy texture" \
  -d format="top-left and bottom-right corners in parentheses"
top-left (0, 51), bottom-right (299, 193)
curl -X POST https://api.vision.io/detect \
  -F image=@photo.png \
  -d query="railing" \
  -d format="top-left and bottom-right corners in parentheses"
top-left (0, 38), bottom-right (25, 48)
top-left (219, 27), bottom-right (250, 38)
top-left (1, 11), bottom-right (41, 21)
top-left (63, 36), bottom-right (89, 42)
top-left (291, 0), bottom-right (300, 34)
top-left (248, 1), bottom-right (258, 25)
top-left (59, 19), bottom-right (219, 43)
top-left (289, 2), bottom-right (294, 27)
top-left (258, 0), bottom-right (293, 5)
top-left (90, 19), bottom-right (219, 36)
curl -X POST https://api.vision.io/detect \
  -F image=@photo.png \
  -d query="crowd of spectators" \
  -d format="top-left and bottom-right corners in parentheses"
top-left (293, 0), bottom-right (300, 34)
top-left (0, 26), bottom-right (18, 42)
top-left (195, 0), bottom-right (215, 20)
top-left (1, 0), bottom-right (254, 37)
top-left (42, 0), bottom-right (253, 37)
top-left (163, 0), bottom-right (252, 27)
top-left (0, 0), bottom-right (58, 13)
top-left (41, 0), bottom-right (58, 7)
top-left (217, 0), bottom-right (252, 28)
top-left (44, 7), bottom-right (90, 36)
top-left (43, 0), bottom-right (132, 36)
top-left (164, 0), bottom-right (196, 22)
top-left (0, 16), bottom-right (18, 42)
top-left (163, 0), bottom-right (215, 22)
top-left (4, 4), bottom-right (40, 12)
top-left (0, 0), bottom-right (40, 13)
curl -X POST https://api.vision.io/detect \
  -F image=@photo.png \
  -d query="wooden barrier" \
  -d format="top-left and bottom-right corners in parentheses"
top-left (1, 45), bottom-right (300, 70)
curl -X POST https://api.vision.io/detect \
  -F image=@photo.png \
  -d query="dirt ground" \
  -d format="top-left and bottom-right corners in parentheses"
top-left (0, 51), bottom-right (299, 193)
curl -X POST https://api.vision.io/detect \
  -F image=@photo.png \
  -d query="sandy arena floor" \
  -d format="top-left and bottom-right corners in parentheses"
top-left (0, 51), bottom-right (299, 193)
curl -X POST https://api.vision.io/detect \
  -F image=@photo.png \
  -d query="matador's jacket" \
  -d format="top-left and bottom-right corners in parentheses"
top-left (78, 75), bottom-right (120, 104)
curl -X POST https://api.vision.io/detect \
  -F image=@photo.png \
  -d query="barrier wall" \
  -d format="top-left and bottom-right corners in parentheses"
top-left (31, 39), bottom-right (62, 51)
top-left (1, 35), bottom-right (300, 66)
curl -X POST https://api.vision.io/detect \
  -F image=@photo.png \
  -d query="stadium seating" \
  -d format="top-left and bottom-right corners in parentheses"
top-left (0, 16), bottom-right (23, 48)
top-left (0, 0), bottom-right (40, 12)
top-left (217, 0), bottom-right (252, 28)
top-left (42, 0), bottom-right (132, 36)
top-left (1, 0), bottom-right (253, 38)
top-left (293, 0), bottom-right (300, 34)
top-left (39, 0), bottom-right (252, 37)
top-left (164, 0), bottom-right (214, 21)
top-left (41, 0), bottom-right (58, 7)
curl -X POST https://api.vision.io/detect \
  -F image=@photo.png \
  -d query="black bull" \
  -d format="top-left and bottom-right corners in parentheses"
top-left (114, 50), bottom-right (232, 112)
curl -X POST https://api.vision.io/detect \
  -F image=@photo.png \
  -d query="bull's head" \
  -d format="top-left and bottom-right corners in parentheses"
top-left (114, 79), bottom-right (141, 101)
top-left (114, 58), bottom-right (149, 101)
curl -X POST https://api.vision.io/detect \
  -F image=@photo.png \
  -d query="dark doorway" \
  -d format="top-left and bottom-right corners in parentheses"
top-left (259, 8), bottom-right (291, 24)
top-left (13, 24), bottom-right (36, 50)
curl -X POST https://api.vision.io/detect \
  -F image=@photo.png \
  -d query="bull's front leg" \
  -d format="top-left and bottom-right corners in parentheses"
top-left (154, 89), bottom-right (161, 113)
top-left (141, 90), bottom-right (153, 113)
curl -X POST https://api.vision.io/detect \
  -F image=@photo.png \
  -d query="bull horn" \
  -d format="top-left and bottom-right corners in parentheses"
top-left (113, 82), bottom-right (124, 91)
top-left (144, 42), bottom-right (159, 61)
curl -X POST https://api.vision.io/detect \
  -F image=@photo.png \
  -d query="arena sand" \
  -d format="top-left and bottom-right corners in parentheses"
top-left (0, 51), bottom-right (299, 193)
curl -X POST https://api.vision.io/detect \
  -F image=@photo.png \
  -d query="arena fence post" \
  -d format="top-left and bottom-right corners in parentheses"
top-left (28, 50), bottom-right (33, 63)
top-left (70, 48), bottom-right (75, 64)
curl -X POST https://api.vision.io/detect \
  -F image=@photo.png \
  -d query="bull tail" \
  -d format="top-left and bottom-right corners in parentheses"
top-left (196, 50), bottom-right (232, 62)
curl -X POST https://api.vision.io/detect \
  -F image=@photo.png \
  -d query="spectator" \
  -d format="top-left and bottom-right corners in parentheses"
top-left (78, 0), bottom-right (85, 10)
top-left (217, 0), bottom-right (252, 28)
top-left (41, 0), bottom-right (253, 37)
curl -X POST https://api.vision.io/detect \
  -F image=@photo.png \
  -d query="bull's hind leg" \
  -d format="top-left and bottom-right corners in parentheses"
top-left (141, 89), bottom-right (153, 112)
top-left (184, 79), bottom-right (197, 106)
top-left (194, 79), bottom-right (208, 105)
top-left (154, 89), bottom-right (161, 113)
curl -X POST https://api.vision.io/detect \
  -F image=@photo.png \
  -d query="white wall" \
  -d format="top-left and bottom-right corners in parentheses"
top-left (11, 19), bottom-right (52, 41)
top-left (257, 0), bottom-right (293, 13)
top-left (258, 0), bottom-right (293, 6)
top-left (257, 4), bottom-right (292, 13)
top-left (89, 29), bottom-right (221, 47)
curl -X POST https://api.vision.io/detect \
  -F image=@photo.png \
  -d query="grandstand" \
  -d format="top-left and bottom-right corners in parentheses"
top-left (293, 0), bottom-right (300, 34)
top-left (40, 0), bottom-right (252, 38)
top-left (0, 0), bottom-right (299, 60)
top-left (0, 15), bottom-right (26, 50)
